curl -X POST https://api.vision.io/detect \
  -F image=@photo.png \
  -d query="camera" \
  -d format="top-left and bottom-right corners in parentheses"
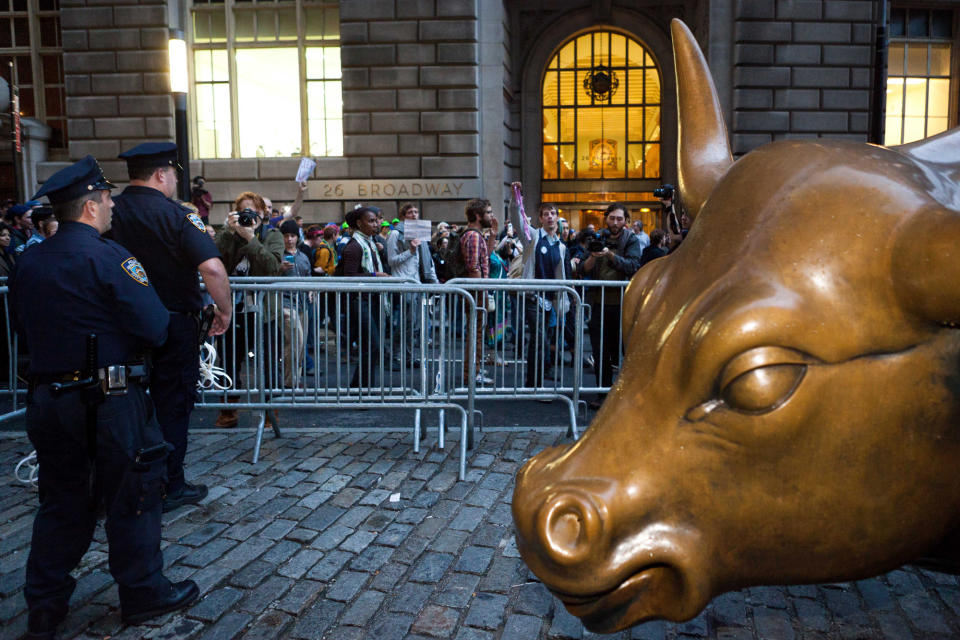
top-left (653, 184), bottom-right (675, 200)
top-left (237, 207), bottom-right (259, 227)
top-left (588, 238), bottom-right (606, 253)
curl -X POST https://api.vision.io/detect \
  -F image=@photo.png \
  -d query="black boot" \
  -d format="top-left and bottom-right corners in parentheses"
top-left (122, 580), bottom-right (200, 625)
top-left (162, 483), bottom-right (209, 513)
top-left (26, 605), bottom-right (67, 640)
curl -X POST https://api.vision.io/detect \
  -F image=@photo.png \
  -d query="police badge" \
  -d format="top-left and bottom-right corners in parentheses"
top-left (122, 257), bottom-right (150, 286)
top-left (187, 212), bottom-right (206, 232)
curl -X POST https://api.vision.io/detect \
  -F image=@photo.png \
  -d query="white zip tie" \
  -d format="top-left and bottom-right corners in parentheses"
top-left (15, 450), bottom-right (38, 486)
top-left (198, 342), bottom-right (233, 391)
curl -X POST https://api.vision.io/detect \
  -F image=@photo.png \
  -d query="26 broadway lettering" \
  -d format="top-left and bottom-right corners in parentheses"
top-left (356, 182), bottom-right (464, 198)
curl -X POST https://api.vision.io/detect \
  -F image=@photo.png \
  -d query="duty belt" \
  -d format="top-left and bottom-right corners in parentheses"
top-left (32, 363), bottom-right (149, 395)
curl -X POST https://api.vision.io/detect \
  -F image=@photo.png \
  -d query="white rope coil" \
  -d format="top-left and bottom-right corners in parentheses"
top-left (15, 450), bottom-right (39, 486)
top-left (198, 342), bottom-right (233, 391)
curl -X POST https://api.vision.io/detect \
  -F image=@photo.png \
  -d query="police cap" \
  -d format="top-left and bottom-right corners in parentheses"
top-left (32, 155), bottom-right (116, 205)
top-left (118, 142), bottom-right (182, 172)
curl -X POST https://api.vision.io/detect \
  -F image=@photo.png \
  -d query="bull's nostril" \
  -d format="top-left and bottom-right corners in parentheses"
top-left (538, 491), bottom-right (603, 566)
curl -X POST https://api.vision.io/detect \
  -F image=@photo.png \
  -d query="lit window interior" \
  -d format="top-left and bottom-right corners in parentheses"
top-left (542, 31), bottom-right (661, 180)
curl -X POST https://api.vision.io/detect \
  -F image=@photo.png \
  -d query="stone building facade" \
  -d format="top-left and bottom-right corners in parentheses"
top-left (11, 0), bottom-right (956, 228)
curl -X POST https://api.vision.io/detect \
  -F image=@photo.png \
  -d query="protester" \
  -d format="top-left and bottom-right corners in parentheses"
top-left (641, 228), bottom-right (670, 266)
top-left (279, 219), bottom-right (311, 386)
top-left (5, 204), bottom-right (35, 253)
top-left (632, 219), bottom-right (651, 251)
top-left (486, 241), bottom-right (512, 350)
top-left (0, 222), bottom-right (15, 277)
top-left (459, 198), bottom-right (498, 384)
top-left (20, 213), bottom-right (57, 252)
top-left (311, 224), bottom-right (338, 276)
top-left (433, 236), bottom-right (451, 282)
top-left (341, 206), bottom-right (392, 387)
top-left (509, 182), bottom-right (572, 388)
top-left (387, 203), bottom-right (438, 363)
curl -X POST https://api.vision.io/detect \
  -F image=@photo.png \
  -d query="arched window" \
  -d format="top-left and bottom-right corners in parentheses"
top-left (542, 31), bottom-right (661, 180)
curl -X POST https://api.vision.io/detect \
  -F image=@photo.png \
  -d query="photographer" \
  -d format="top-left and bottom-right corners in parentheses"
top-left (190, 176), bottom-right (212, 225)
top-left (577, 203), bottom-right (643, 402)
top-left (213, 191), bottom-right (283, 429)
top-left (656, 183), bottom-right (688, 249)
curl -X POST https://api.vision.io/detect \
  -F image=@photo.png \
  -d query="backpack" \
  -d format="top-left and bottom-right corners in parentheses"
top-left (447, 228), bottom-right (483, 279)
top-left (313, 241), bottom-right (336, 276)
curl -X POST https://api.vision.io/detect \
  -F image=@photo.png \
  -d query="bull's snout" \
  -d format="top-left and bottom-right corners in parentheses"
top-left (536, 488), bottom-right (604, 566)
top-left (514, 444), bottom-right (713, 630)
top-left (514, 446), bottom-right (613, 578)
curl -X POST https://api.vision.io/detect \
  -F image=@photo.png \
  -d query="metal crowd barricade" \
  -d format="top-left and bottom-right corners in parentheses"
top-left (567, 279), bottom-right (631, 396)
top-left (0, 283), bottom-right (26, 423)
top-left (444, 278), bottom-right (585, 438)
top-left (1, 274), bottom-right (632, 476)
top-left (196, 279), bottom-right (478, 479)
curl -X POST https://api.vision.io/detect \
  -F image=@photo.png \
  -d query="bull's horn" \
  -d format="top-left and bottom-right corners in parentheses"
top-left (671, 19), bottom-right (733, 220)
top-left (891, 128), bottom-right (960, 198)
top-left (892, 127), bottom-right (960, 165)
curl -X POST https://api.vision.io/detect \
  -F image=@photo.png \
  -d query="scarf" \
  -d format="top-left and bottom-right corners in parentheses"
top-left (353, 230), bottom-right (383, 274)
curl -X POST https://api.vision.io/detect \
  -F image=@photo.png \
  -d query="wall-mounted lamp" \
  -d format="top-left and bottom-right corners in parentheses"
top-left (169, 28), bottom-right (191, 201)
top-left (168, 33), bottom-right (188, 94)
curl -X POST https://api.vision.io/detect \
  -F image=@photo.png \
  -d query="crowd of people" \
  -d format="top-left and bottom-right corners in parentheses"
top-left (3, 172), bottom-right (688, 409)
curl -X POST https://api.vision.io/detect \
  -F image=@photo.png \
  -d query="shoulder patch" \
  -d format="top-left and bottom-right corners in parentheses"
top-left (187, 212), bottom-right (206, 232)
top-left (121, 257), bottom-right (150, 286)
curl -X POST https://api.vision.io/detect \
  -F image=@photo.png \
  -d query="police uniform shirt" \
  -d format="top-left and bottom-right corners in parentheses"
top-left (110, 186), bottom-right (220, 313)
top-left (9, 221), bottom-right (170, 373)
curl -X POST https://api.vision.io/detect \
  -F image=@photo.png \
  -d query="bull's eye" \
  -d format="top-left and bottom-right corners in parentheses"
top-left (717, 347), bottom-right (810, 414)
top-left (721, 364), bottom-right (805, 413)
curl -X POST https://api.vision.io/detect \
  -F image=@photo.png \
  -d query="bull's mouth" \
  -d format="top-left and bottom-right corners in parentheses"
top-left (549, 564), bottom-right (687, 633)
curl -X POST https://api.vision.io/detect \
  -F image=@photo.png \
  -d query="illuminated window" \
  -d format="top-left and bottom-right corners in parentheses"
top-left (885, 8), bottom-right (955, 145)
top-left (0, 0), bottom-right (66, 149)
top-left (542, 31), bottom-right (660, 180)
top-left (190, 0), bottom-right (341, 159)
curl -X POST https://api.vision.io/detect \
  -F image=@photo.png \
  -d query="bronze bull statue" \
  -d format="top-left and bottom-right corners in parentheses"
top-left (512, 18), bottom-right (960, 633)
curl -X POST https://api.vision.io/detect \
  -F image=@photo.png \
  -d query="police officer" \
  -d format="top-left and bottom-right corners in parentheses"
top-left (10, 156), bottom-right (199, 639)
top-left (110, 142), bottom-right (232, 512)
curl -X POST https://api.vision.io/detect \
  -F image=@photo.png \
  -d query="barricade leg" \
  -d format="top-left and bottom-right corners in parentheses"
top-left (414, 408), bottom-right (421, 453)
top-left (458, 408), bottom-right (468, 480)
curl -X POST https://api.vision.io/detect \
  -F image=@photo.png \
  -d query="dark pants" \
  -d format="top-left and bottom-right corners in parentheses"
top-left (223, 311), bottom-right (279, 393)
top-left (149, 312), bottom-right (199, 493)
top-left (347, 293), bottom-right (382, 388)
top-left (524, 297), bottom-right (557, 388)
top-left (588, 303), bottom-right (623, 388)
top-left (25, 382), bottom-right (170, 616)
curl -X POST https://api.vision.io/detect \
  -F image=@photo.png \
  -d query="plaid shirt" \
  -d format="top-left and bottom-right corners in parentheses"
top-left (460, 228), bottom-right (489, 278)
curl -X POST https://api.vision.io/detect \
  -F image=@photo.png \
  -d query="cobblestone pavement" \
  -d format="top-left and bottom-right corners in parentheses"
top-left (2, 426), bottom-right (959, 640)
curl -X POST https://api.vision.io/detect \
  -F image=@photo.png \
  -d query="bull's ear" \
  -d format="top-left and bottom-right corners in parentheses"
top-left (671, 19), bottom-right (733, 221)
top-left (893, 208), bottom-right (960, 326)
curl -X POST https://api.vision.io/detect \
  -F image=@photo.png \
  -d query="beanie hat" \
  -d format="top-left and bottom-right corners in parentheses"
top-left (279, 219), bottom-right (300, 235)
